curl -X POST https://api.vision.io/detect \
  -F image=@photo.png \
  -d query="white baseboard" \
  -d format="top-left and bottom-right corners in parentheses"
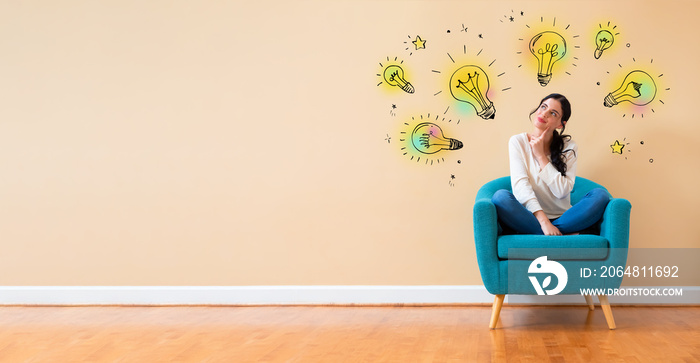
top-left (0, 286), bottom-right (697, 306)
top-left (0, 286), bottom-right (493, 306)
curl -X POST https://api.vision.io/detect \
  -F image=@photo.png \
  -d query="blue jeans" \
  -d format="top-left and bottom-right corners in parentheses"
top-left (491, 188), bottom-right (610, 235)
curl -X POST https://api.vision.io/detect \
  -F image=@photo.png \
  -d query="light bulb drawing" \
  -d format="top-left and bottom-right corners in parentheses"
top-left (411, 122), bottom-right (463, 154)
top-left (449, 65), bottom-right (496, 120)
top-left (529, 31), bottom-right (567, 86)
top-left (433, 46), bottom-right (509, 122)
top-left (603, 70), bottom-right (657, 107)
top-left (382, 65), bottom-right (415, 94)
top-left (594, 30), bottom-right (614, 59)
top-left (399, 114), bottom-right (463, 165)
top-left (593, 22), bottom-right (620, 60)
top-left (599, 58), bottom-right (669, 118)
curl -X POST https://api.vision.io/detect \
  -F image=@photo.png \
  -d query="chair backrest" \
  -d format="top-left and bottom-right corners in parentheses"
top-left (476, 176), bottom-right (609, 204)
top-left (569, 177), bottom-right (609, 203)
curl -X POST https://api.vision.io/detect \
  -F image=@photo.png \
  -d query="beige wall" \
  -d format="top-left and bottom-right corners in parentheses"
top-left (0, 0), bottom-right (698, 286)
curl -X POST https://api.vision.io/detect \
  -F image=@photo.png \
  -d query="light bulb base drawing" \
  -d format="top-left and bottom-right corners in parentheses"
top-left (477, 103), bottom-right (496, 120)
top-left (449, 139), bottom-right (464, 150)
top-left (537, 73), bottom-right (552, 87)
top-left (603, 93), bottom-right (618, 107)
top-left (594, 49), bottom-right (604, 60)
top-left (401, 82), bottom-right (415, 94)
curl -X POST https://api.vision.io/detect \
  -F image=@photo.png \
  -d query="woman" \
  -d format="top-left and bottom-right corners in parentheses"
top-left (492, 93), bottom-right (609, 235)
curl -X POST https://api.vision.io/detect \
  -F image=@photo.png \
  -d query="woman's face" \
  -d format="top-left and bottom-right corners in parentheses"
top-left (533, 98), bottom-right (564, 131)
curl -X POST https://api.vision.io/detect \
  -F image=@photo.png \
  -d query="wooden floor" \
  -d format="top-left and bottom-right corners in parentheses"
top-left (0, 305), bottom-right (698, 362)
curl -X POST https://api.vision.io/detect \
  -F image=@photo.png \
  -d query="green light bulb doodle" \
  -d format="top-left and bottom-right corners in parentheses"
top-left (411, 123), bottom-right (463, 154)
top-left (594, 30), bottom-right (614, 59)
top-left (603, 70), bottom-right (657, 107)
top-left (449, 65), bottom-right (496, 120)
top-left (529, 31), bottom-right (567, 86)
top-left (382, 65), bottom-right (415, 94)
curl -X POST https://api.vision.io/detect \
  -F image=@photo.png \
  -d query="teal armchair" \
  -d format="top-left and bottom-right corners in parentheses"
top-left (473, 176), bottom-right (631, 329)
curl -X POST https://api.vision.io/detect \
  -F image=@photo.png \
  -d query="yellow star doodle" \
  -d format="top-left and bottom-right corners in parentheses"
top-left (610, 140), bottom-right (625, 154)
top-left (412, 35), bottom-right (426, 50)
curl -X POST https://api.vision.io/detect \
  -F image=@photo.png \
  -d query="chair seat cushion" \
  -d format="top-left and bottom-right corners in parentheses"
top-left (497, 235), bottom-right (610, 260)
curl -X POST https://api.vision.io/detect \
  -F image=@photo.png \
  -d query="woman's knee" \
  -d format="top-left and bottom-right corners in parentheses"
top-left (588, 188), bottom-right (611, 203)
top-left (491, 189), bottom-right (515, 206)
top-left (583, 188), bottom-right (611, 213)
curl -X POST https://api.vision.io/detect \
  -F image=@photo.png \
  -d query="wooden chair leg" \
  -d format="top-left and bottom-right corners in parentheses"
top-left (584, 294), bottom-right (595, 311)
top-left (598, 295), bottom-right (616, 330)
top-left (489, 294), bottom-right (505, 329)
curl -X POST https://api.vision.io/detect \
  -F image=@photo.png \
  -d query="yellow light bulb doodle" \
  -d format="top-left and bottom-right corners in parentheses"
top-left (603, 70), bottom-right (657, 107)
top-left (382, 65), bottom-right (415, 94)
top-left (529, 31), bottom-right (567, 86)
top-left (411, 123), bottom-right (463, 155)
top-left (594, 30), bottom-right (614, 59)
top-left (449, 65), bottom-right (496, 120)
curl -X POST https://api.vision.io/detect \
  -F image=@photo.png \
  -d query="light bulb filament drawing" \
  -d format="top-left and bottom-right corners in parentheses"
top-left (411, 123), bottom-right (463, 155)
top-left (594, 30), bottom-right (614, 59)
top-left (616, 81), bottom-right (641, 99)
top-left (383, 65), bottom-right (415, 94)
top-left (529, 31), bottom-right (567, 86)
top-left (449, 65), bottom-right (496, 120)
top-left (456, 74), bottom-right (490, 114)
top-left (538, 43), bottom-right (560, 66)
top-left (604, 70), bottom-right (656, 107)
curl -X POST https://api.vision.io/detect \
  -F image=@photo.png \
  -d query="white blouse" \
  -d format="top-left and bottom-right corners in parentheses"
top-left (508, 132), bottom-right (578, 219)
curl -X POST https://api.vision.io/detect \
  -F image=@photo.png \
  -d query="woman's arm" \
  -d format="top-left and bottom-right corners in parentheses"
top-left (530, 131), bottom-right (577, 199)
top-left (512, 138), bottom-right (560, 235)
top-left (539, 142), bottom-right (577, 199)
top-left (534, 210), bottom-right (562, 236)
top-left (509, 135), bottom-right (541, 213)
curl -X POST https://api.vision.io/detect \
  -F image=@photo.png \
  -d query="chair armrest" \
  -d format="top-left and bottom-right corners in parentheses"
top-left (474, 198), bottom-right (499, 248)
top-left (599, 198), bottom-right (631, 288)
top-left (473, 198), bottom-right (501, 293)
top-left (600, 198), bottom-right (632, 249)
